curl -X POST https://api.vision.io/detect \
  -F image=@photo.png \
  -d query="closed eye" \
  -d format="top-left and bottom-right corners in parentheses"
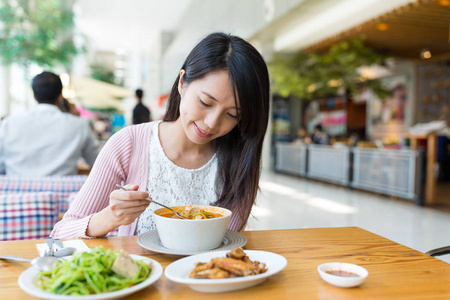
top-left (200, 97), bottom-right (239, 119)
top-left (199, 99), bottom-right (212, 107)
top-left (227, 112), bottom-right (238, 119)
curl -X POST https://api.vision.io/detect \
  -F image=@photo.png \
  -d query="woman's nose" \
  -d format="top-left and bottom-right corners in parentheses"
top-left (204, 111), bottom-right (221, 129)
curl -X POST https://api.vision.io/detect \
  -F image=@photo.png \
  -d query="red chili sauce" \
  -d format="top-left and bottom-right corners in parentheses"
top-left (325, 270), bottom-right (360, 277)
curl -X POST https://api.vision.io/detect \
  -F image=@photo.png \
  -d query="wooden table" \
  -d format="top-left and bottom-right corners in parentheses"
top-left (1, 227), bottom-right (449, 299)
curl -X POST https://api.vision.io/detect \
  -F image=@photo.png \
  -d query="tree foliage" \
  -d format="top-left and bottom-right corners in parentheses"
top-left (268, 38), bottom-right (390, 100)
top-left (0, 0), bottom-right (80, 68)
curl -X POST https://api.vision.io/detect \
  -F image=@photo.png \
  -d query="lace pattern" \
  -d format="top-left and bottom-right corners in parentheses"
top-left (136, 122), bottom-right (219, 235)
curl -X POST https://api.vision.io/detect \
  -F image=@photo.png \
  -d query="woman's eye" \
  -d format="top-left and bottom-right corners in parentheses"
top-left (199, 99), bottom-right (211, 107)
top-left (227, 112), bottom-right (238, 119)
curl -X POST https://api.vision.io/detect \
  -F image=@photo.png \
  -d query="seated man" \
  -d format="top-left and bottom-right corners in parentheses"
top-left (311, 124), bottom-right (330, 145)
top-left (0, 71), bottom-right (99, 176)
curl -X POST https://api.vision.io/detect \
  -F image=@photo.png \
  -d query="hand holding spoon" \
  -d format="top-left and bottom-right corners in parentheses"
top-left (115, 184), bottom-right (188, 219)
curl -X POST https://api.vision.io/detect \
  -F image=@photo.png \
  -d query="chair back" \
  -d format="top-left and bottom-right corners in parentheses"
top-left (0, 175), bottom-right (87, 212)
top-left (0, 192), bottom-right (59, 241)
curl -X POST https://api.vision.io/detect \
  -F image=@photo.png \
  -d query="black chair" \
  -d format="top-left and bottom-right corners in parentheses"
top-left (426, 246), bottom-right (450, 257)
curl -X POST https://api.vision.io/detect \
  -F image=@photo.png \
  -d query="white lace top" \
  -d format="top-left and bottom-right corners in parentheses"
top-left (136, 121), bottom-right (220, 234)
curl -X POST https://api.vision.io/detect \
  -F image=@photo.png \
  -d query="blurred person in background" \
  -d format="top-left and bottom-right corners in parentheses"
top-left (0, 71), bottom-right (100, 176)
top-left (294, 127), bottom-right (311, 144)
top-left (52, 32), bottom-right (270, 238)
top-left (311, 124), bottom-right (329, 145)
top-left (60, 97), bottom-right (80, 116)
top-left (132, 88), bottom-right (151, 124)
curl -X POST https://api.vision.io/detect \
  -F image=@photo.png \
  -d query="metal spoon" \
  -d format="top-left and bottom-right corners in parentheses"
top-left (53, 238), bottom-right (64, 249)
top-left (115, 184), bottom-right (188, 219)
top-left (53, 247), bottom-right (77, 258)
top-left (0, 255), bottom-right (59, 272)
top-left (45, 237), bottom-right (54, 256)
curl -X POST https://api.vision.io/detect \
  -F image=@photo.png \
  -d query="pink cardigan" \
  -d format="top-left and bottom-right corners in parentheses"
top-left (51, 121), bottom-right (245, 238)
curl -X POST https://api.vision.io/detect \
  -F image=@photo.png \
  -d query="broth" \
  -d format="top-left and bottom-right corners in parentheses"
top-left (325, 270), bottom-right (360, 277)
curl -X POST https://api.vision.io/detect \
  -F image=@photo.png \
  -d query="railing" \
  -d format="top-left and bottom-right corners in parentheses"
top-left (352, 148), bottom-right (421, 203)
top-left (274, 142), bottom-right (422, 204)
top-left (307, 144), bottom-right (350, 186)
top-left (275, 142), bottom-right (307, 176)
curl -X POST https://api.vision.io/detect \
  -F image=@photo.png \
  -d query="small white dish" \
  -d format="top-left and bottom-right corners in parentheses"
top-left (164, 250), bottom-right (287, 293)
top-left (137, 229), bottom-right (247, 256)
top-left (317, 262), bottom-right (368, 288)
top-left (18, 254), bottom-right (163, 300)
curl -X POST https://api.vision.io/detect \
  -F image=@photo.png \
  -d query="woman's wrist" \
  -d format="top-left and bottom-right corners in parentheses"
top-left (86, 207), bottom-right (119, 237)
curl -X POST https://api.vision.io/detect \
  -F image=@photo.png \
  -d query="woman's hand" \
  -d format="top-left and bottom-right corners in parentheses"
top-left (108, 184), bottom-right (150, 225)
top-left (86, 184), bottom-right (150, 237)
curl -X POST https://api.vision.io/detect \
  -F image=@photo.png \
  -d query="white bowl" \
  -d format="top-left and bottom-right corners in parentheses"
top-left (153, 205), bottom-right (231, 252)
top-left (317, 262), bottom-right (368, 288)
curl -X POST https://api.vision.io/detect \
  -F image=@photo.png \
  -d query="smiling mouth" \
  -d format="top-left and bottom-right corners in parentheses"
top-left (194, 123), bottom-right (213, 138)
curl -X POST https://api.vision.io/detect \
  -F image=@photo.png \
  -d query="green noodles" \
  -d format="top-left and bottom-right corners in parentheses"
top-left (36, 246), bottom-right (152, 295)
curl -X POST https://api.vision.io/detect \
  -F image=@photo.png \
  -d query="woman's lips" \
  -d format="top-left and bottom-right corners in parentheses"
top-left (194, 123), bottom-right (213, 138)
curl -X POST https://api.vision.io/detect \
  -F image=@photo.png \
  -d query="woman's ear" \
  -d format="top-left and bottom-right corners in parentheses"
top-left (178, 69), bottom-right (186, 96)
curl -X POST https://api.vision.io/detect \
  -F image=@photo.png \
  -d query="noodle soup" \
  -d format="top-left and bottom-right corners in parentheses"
top-left (153, 205), bottom-right (231, 251)
top-left (157, 205), bottom-right (225, 219)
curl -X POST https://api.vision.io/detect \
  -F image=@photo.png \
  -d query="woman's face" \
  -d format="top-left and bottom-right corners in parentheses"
top-left (178, 69), bottom-right (240, 145)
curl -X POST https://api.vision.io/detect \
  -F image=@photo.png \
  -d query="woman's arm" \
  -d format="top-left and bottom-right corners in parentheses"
top-left (51, 127), bottom-right (145, 238)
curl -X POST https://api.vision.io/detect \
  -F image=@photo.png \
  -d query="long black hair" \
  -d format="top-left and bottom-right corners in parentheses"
top-left (164, 32), bottom-right (270, 230)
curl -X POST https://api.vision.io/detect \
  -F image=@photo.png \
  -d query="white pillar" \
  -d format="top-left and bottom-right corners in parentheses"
top-left (142, 31), bottom-right (175, 100)
top-left (0, 65), bottom-right (10, 118)
top-left (258, 39), bottom-right (275, 172)
top-left (125, 49), bottom-right (142, 90)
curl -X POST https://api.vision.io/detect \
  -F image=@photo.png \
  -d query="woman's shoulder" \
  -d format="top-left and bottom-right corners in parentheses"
top-left (102, 121), bottom-right (157, 148)
top-left (117, 121), bottom-right (159, 136)
top-left (98, 122), bottom-right (160, 162)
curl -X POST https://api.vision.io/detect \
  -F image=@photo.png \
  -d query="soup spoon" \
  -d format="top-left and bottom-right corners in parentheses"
top-left (0, 255), bottom-right (59, 272)
top-left (0, 246), bottom-right (76, 272)
top-left (115, 184), bottom-right (188, 219)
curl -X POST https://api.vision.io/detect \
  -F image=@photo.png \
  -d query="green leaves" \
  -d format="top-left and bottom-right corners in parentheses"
top-left (0, 0), bottom-right (80, 68)
top-left (268, 38), bottom-right (388, 99)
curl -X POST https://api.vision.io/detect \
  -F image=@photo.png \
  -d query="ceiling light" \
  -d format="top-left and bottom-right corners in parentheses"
top-left (438, 0), bottom-right (450, 6)
top-left (420, 49), bottom-right (432, 59)
top-left (376, 23), bottom-right (388, 31)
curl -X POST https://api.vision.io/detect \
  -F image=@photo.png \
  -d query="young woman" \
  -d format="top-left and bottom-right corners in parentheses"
top-left (51, 32), bottom-right (270, 238)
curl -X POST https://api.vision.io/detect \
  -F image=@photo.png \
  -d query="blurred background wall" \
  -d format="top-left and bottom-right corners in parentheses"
top-left (1, 0), bottom-right (449, 173)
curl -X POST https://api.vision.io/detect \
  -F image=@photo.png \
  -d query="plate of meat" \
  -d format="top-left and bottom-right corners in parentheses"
top-left (164, 247), bottom-right (287, 293)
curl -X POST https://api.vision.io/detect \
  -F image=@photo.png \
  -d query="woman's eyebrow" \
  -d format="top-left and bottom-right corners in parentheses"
top-left (201, 91), bottom-right (240, 110)
top-left (201, 91), bottom-right (218, 102)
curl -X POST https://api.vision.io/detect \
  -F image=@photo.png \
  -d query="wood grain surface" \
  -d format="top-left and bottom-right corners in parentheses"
top-left (1, 227), bottom-right (449, 299)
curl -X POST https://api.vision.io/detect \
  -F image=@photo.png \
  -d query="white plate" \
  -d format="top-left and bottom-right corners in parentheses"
top-left (18, 254), bottom-right (163, 300)
top-left (137, 229), bottom-right (247, 256)
top-left (164, 250), bottom-right (287, 293)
